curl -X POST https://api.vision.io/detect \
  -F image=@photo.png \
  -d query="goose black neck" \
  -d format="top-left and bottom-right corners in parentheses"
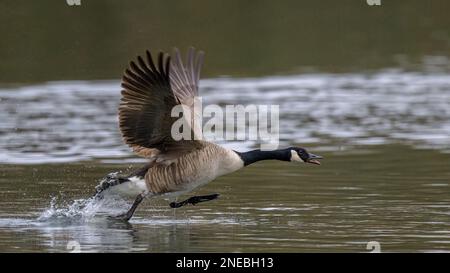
top-left (235, 149), bottom-right (290, 166)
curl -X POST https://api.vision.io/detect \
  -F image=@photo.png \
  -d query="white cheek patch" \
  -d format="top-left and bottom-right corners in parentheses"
top-left (290, 150), bottom-right (304, 162)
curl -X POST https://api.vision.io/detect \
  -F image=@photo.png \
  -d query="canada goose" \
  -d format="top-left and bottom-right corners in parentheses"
top-left (96, 47), bottom-right (322, 221)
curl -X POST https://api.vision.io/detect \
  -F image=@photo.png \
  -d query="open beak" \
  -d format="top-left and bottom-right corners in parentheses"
top-left (306, 153), bottom-right (323, 165)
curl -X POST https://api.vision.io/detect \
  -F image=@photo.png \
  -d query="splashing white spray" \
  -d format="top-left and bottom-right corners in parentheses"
top-left (38, 188), bottom-right (131, 222)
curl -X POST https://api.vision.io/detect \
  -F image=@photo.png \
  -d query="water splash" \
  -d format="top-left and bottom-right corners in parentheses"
top-left (37, 194), bottom-right (130, 222)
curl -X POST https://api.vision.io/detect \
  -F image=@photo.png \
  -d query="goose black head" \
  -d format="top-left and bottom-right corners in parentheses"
top-left (235, 147), bottom-right (323, 166)
top-left (288, 147), bottom-right (323, 165)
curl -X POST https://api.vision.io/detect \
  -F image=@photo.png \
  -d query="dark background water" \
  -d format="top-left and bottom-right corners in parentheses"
top-left (0, 1), bottom-right (450, 252)
top-left (1, 0), bottom-right (450, 83)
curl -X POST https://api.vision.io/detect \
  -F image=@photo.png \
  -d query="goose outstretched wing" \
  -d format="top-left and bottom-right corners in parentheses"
top-left (119, 48), bottom-right (204, 163)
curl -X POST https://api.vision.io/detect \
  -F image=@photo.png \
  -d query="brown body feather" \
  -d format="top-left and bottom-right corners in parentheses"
top-left (144, 141), bottom-right (242, 195)
top-left (117, 48), bottom-right (243, 197)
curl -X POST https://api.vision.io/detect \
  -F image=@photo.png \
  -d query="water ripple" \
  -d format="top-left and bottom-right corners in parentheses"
top-left (1, 71), bottom-right (450, 163)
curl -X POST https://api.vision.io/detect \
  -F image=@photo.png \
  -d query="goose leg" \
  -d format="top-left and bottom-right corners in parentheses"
top-left (170, 193), bottom-right (219, 208)
top-left (111, 193), bottom-right (145, 221)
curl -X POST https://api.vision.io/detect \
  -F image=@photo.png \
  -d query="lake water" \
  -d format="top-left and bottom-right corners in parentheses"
top-left (0, 72), bottom-right (449, 252)
top-left (1, 0), bottom-right (450, 253)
